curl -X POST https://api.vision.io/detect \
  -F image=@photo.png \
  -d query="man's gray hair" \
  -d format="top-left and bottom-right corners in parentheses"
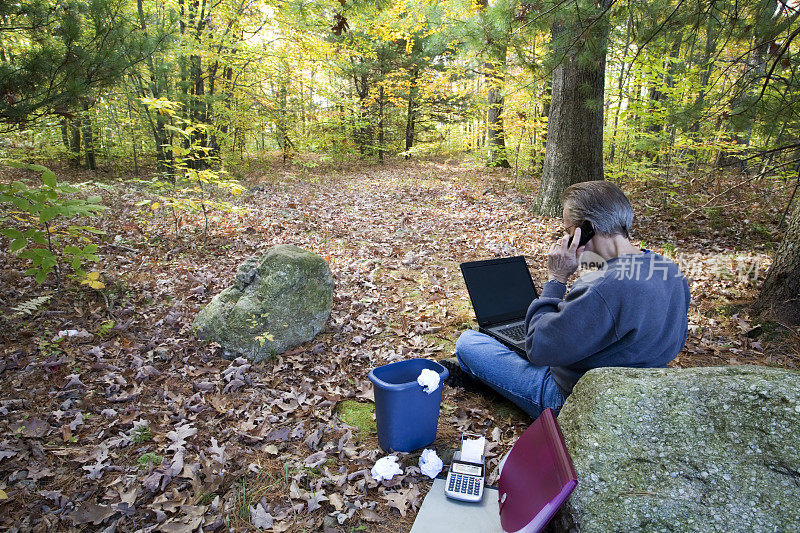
top-left (561, 181), bottom-right (633, 237)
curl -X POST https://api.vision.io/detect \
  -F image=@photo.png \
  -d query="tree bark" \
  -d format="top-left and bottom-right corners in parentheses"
top-left (405, 68), bottom-right (419, 158)
top-left (61, 117), bottom-right (81, 167)
top-left (753, 193), bottom-right (800, 325)
top-left (82, 101), bottom-right (96, 171)
top-left (378, 83), bottom-right (385, 163)
top-left (136, 0), bottom-right (174, 178)
top-left (486, 52), bottom-right (510, 168)
top-left (532, 13), bottom-right (609, 217)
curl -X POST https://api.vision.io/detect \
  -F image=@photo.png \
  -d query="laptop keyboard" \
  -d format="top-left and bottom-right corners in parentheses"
top-left (499, 323), bottom-right (526, 341)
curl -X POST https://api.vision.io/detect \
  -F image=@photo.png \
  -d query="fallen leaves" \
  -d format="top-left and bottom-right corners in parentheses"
top-left (383, 484), bottom-right (422, 517)
top-left (1, 161), bottom-right (797, 532)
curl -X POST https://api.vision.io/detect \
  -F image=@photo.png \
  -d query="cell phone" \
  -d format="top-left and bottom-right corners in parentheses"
top-left (444, 433), bottom-right (485, 503)
top-left (567, 221), bottom-right (595, 247)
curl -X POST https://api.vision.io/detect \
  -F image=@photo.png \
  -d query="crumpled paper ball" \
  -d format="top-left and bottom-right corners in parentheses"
top-left (418, 448), bottom-right (443, 479)
top-left (417, 368), bottom-right (440, 394)
top-left (371, 455), bottom-right (403, 482)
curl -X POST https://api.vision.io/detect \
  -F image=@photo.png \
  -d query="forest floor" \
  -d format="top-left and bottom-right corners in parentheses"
top-left (1, 158), bottom-right (799, 532)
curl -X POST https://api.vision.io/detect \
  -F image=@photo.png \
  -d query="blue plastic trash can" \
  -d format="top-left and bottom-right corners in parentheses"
top-left (368, 358), bottom-right (449, 452)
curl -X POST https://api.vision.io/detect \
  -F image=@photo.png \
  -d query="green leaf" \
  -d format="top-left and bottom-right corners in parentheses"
top-left (42, 170), bottom-right (57, 188)
top-left (1, 228), bottom-right (24, 240)
top-left (35, 269), bottom-right (47, 284)
top-left (10, 238), bottom-right (27, 252)
top-left (12, 198), bottom-right (30, 211)
top-left (64, 245), bottom-right (82, 255)
top-left (83, 244), bottom-right (98, 254)
top-left (57, 184), bottom-right (79, 194)
top-left (39, 206), bottom-right (60, 223)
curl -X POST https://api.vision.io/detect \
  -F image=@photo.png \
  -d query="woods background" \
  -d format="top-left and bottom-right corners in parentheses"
top-left (2, 0), bottom-right (800, 319)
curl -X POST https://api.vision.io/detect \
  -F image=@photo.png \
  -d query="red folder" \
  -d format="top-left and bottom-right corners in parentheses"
top-left (497, 408), bottom-right (578, 533)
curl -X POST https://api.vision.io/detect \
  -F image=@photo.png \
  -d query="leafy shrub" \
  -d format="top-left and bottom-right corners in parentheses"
top-left (0, 162), bottom-right (106, 285)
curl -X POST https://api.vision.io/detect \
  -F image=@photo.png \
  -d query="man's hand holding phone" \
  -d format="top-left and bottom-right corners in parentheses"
top-left (548, 228), bottom-right (584, 284)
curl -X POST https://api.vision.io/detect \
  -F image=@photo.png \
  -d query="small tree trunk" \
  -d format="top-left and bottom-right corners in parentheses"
top-left (405, 68), bottom-right (419, 159)
top-left (753, 193), bottom-right (800, 325)
top-left (82, 101), bottom-right (96, 171)
top-left (378, 84), bottom-right (385, 164)
top-left (486, 57), bottom-right (510, 168)
top-left (69, 117), bottom-right (81, 167)
top-left (127, 101), bottom-right (139, 175)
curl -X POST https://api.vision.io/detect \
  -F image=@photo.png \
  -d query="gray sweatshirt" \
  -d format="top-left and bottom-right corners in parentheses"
top-left (524, 251), bottom-right (690, 397)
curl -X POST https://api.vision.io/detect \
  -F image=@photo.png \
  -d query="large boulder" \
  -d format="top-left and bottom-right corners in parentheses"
top-left (553, 366), bottom-right (800, 533)
top-left (193, 245), bottom-right (334, 362)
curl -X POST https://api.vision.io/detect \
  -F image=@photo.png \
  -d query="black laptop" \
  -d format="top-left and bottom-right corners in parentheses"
top-left (459, 256), bottom-right (538, 355)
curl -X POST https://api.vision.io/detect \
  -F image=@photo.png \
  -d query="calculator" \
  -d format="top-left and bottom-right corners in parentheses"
top-left (444, 433), bottom-right (485, 503)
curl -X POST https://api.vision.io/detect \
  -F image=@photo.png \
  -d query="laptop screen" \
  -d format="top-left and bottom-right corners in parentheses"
top-left (460, 256), bottom-right (538, 327)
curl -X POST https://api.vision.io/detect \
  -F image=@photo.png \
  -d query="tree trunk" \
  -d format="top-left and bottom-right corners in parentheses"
top-left (277, 76), bottom-right (290, 163)
top-left (136, 0), bottom-right (174, 178)
top-left (378, 84), bottom-right (385, 163)
top-left (486, 52), bottom-right (510, 168)
top-left (69, 117), bottom-right (81, 167)
top-left (688, 3), bottom-right (718, 163)
top-left (405, 68), bottom-right (419, 158)
top-left (190, 53), bottom-right (207, 169)
top-left (718, 0), bottom-right (777, 170)
top-left (82, 101), bottom-right (96, 171)
top-left (753, 194), bottom-right (800, 325)
top-left (61, 117), bottom-right (81, 167)
top-left (607, 18), bottom-right (631, 165)
top-left (532, 14), bottom-right (609, 217)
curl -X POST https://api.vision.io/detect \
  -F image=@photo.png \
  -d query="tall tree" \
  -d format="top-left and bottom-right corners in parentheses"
top-left (474, 0), bottom-right (511, 167)
top-left (0, 0), bottom-right (158, 125)
top-left (753, 195), bottom-right (800, 325)
top-left (532, 0), bottom-right (612, 216)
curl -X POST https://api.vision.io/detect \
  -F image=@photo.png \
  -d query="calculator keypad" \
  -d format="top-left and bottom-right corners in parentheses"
top-left (447, 473), bottom-right (481, 496)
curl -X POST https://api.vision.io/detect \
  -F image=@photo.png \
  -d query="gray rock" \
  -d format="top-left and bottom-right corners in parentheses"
top-left (193, 245), bottom-right (334, 362)
top-left (554, 366), bottom-right (800, 533)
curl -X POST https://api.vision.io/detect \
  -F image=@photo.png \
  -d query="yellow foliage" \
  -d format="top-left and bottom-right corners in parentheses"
top-left (81, 271), bottom-right (106, 290)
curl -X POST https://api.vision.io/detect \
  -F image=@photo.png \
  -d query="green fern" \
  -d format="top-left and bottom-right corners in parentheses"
top-left (11, 295), bottom-right (52, 318)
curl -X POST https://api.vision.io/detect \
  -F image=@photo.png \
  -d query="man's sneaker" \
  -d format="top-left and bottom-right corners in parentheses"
top-left (439, 357), bottom-right (480, 390)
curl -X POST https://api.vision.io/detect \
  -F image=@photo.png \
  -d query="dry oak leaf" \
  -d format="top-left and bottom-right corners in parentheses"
top-left (159, 504), bottom-right (207, 532)
top-left (360, 508), bottom-right (386, 523)
top-left (306, 490), bottom-right (328, 512)
top-left (69, 501), bottom-right (115, 526)
top-left (383, 485), bottom-right (421, 517)
top-left (250, 503), bottom-right (273, 529)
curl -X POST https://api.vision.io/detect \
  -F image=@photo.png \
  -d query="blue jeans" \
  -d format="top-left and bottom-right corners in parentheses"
top-left (455, 329), bottom-right (565, 418)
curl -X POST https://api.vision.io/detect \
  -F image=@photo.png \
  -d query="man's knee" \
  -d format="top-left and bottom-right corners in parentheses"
top-left (455, 329), bottom-right (479, 352)
top-left (455, 329), bottom-right (483, 365)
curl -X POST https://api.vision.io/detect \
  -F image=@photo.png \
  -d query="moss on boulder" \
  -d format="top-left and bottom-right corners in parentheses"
top-left (554, 366), bottom-right (800, 532)
top-left (193, 245), bottom-right (333, 362)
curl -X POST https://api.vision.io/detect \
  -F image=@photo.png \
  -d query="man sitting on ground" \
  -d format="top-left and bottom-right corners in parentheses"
top-left (444, 181), bottom-right (690, 418)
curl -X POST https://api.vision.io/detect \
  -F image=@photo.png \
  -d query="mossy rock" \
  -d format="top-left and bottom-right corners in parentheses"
top-left (193, 244), bottom-right (334, 362)
top-left (553, 366), bottom-right (800, 532)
